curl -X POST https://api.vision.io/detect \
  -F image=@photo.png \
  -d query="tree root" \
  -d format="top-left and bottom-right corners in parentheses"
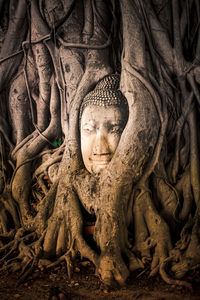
top-left (160, 257), bottom-right (193, 291)
top-left (0, 241), bottom-right (35, 285)
top-left (16, 231), bottom-right (45, 285)
top-left (0, 228), bottom-right (45, 285)
top-left (0, 185), bottom-right (20, 232)
top-left (0, 229), bottom-right (16, 242)
top-left (0, 228), bottom-right (36, 262)
top-left (132, 190), bottom-right (173, 278)
top-left (169, 213), bottom-right (200, 279)
top-left (46, 251), bottom-right (74, 281)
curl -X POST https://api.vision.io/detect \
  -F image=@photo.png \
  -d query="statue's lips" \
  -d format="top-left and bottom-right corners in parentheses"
top-left (92, 160), bottom-right (110, 163)
top-left (90, 158), bottom-right (111, 164)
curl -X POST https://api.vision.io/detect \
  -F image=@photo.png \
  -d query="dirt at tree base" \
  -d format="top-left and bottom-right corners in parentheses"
top-left (0, 260), bottom-right (199, 300)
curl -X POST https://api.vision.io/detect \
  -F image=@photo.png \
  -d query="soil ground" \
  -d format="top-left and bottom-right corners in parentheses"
top-left (0, 258), bottom-right (200, 300)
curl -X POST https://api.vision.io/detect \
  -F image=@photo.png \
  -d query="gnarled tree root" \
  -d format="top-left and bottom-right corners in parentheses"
top-left (160, 257), bottom-right (193, 291)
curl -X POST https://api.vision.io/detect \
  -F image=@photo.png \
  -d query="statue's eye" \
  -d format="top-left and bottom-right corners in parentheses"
top-left (108, 124), bottom-right (123, 134)
top-left (82, 124), bottom-right (95, 133)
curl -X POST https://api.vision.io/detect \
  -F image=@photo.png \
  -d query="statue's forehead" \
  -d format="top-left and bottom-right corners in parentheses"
top-left (81, 105), bottom-right (124, 122)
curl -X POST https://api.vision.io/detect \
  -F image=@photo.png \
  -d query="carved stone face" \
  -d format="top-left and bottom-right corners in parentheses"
top-left (80, 105), bottom-right (127, 174)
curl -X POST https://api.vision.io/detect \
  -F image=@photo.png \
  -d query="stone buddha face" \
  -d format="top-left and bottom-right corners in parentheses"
top-left (80, 75), bottom-right (128, 174)
top-left (80, 105), bottom-right (127, 174)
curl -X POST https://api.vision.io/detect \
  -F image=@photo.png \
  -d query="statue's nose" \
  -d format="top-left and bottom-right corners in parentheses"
top-left (93, 128), bottom-right (110, 156)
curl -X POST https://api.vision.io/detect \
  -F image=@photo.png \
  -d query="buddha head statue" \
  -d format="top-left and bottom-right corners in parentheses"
top-left (80, 74), bottom-right (129, 174)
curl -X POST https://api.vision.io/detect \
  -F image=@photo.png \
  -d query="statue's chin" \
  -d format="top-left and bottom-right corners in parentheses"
top-left (91, 162), bottom-right (109, 174)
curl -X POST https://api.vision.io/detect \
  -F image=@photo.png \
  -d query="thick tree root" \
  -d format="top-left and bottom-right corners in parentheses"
top-left (44, 231), bottom-right (76, 281)
top-left (160, 257), bottom-right (193, 291)
top-left (97, 252), bottom-right (129, 286)
top-left (169, 214), bottom-right (200, 280)
top-left (132, 190), bottom-right (172, 278)
top-left (0, 186), bottom-right (20, 232)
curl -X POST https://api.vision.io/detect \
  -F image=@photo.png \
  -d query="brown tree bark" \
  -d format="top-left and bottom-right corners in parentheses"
top-left (0, 0), bottom-right (200, 289)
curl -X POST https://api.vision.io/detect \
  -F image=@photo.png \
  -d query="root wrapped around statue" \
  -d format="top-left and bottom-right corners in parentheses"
top-left (0, 0), bottom-right (200, 289)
